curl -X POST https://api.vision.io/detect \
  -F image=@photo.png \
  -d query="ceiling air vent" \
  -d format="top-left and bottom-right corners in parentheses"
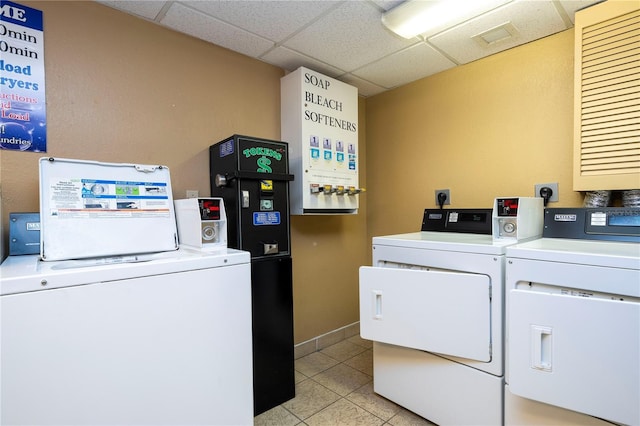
top-left (472, 22), bottom-right (518, 47)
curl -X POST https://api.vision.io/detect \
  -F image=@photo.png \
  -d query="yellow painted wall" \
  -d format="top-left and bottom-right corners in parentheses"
top-left (1, 2), bottom-right (587, 345)
top-left (0, 1), bottom-right (367, 344)
top-left (365, 29), bottom-right (583, 240)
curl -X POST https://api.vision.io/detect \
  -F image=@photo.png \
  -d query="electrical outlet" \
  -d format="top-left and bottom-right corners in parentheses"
top-left (534, 182), bottom-right (558, 203)
top-left (186, 190), bottom-right (199, 199)
top-left (434, 189), bottom-right (450, 206)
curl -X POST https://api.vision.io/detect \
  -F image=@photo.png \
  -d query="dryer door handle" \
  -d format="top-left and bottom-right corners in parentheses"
top-left (372, 290), bottom-right (383, 320)
top-left (531, 325), bottom-right (553, 371)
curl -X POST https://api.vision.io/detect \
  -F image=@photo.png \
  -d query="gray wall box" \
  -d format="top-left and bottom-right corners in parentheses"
top-left (9, 213), bottom-right (40, 255)
top-left (281, 67), bottom-right (361, 215)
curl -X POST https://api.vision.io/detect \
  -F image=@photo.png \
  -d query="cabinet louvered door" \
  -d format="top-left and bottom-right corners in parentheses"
top-left (573, 1), bottom-right (640, 191)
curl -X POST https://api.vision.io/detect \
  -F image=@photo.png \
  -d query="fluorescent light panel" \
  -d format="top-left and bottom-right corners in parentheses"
top-left (382, 0), bottom-right (514, 39)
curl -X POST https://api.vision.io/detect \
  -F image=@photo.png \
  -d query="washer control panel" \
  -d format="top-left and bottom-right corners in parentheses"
top-left (544, 207), bottom-right (640, 242)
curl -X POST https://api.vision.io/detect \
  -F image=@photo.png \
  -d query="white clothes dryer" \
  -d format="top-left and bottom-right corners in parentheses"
top-left (360, 208), bottom-right (517, 425)
top-left (505, 207), bottom-right (640, 426)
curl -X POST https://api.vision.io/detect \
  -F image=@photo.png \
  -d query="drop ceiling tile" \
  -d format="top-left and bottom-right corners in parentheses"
top-left (183, 1), bottom-right (341, 42)
top-left (261, 46), bottom-right (345, 76)
top-left (353, 42), bottom-right (456, 89)
top-left (99, 0), bottom-right (594, 98)
top-left (428, 0), bottom-right (568, 64)
top-left (339, 74), bottom-right (387, 98)
top-left (558, 0), bottom-right (604, 24)
top-left (370, 0), bottom-right (405, 12)
top-left (413, 0), bottom-right (514, 39)
top-left (160, 3), bottom-right (274, 58)
top-left (96, 0), bottom-right (166, 20)
top-left (283, 0), bottom-right (414, 71)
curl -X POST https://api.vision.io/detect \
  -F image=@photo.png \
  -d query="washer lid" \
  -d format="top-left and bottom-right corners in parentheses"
top-left (39, 157), bottom-right (179, 261)
top-left (507, 238), bottom-right (640, 269)
top-left (0, 248), bottom-right (250, 296)
top-left (373, 231), bottom-right (514, 255)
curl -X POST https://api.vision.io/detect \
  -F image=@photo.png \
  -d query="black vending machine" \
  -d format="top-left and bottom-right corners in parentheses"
top-left (209, 134), bottom-right (295, 416)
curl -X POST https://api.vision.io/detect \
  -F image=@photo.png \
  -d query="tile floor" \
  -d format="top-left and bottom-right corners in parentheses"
top-left (254, 336), bottom-right (436, 426)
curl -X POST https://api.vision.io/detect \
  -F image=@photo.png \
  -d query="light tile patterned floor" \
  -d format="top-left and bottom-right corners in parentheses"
top-left (254, 336), bottom-right (436, 426)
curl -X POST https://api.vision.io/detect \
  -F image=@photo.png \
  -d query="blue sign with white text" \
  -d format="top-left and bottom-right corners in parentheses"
top-left (253, 212), bottom-right (281, 226)
top-left (0, 0), bottom-right (47, 152)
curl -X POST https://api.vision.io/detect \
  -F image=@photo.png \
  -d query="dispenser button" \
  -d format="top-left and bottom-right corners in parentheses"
top-left (348, 187), bottom-right (365, 195)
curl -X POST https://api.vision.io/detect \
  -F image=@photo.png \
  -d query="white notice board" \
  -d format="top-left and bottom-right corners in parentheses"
top-left (39, 157), bottom-right (178, 261)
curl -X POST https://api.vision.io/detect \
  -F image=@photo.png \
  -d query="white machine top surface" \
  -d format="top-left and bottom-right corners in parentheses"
top-left (0, 247), bottom-right (250, 296)
top-left (507, 238), bottom-right (640, 269)
top-left (373, 231), bottom-right (515, 255)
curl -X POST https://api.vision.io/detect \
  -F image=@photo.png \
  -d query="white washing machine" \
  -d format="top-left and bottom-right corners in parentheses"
top-left (0, 247), bottom-right (254, 425)
top-left (505, 208), bottom-right (640, 426)
top-left (360, 207), bottom-right (534, 425)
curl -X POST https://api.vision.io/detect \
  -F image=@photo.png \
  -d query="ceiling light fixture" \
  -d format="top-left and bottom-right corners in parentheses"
top-left (381, 0), bottom-right (514, 39)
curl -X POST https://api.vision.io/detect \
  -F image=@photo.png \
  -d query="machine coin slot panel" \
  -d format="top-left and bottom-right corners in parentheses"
top-left (492, 197), bottom-right (544, 242)
top-left (174, 198), bottom-right (228, 249)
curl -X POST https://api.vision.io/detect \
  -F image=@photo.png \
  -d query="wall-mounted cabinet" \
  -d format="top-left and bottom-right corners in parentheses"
top-left (573, 0), bottom-right (640, 191)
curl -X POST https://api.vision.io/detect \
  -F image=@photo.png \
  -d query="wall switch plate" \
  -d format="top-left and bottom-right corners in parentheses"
top-left (435, 189), bottom-right (451, 206)
top-left (186, 190), bottom-right (199, 199)
top-left (534, 182), bottom-right (558, 203)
